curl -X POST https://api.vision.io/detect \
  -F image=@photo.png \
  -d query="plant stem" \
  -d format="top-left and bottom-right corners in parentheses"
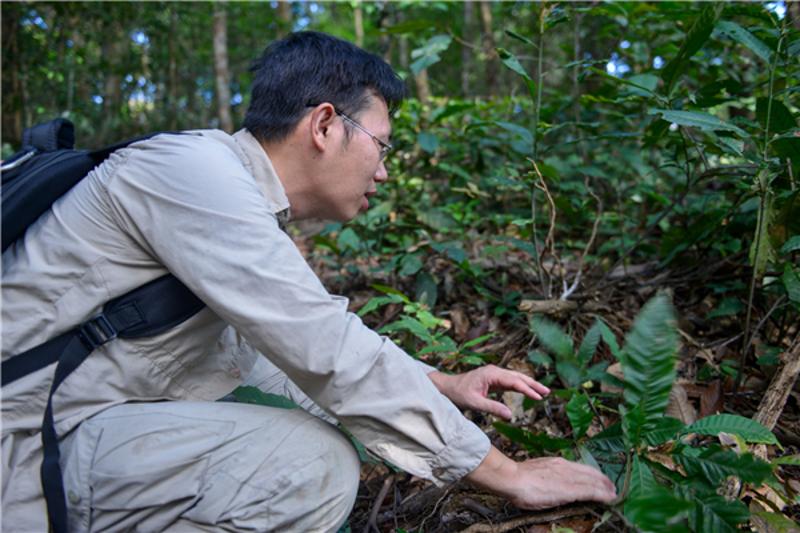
top-left (736, 32), bottom-right (784, 392)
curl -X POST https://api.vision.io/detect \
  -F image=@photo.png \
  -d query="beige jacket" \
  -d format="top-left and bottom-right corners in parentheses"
top-left (1, 129), bottom-right (489, 531)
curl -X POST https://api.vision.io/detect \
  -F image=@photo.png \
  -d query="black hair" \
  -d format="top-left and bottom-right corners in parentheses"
top-left (244, 31), bottom-right (406, 143)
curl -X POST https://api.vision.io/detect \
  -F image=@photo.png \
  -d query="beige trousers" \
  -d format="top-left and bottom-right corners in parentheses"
top-left (59, 358), bottom-right (360, 532)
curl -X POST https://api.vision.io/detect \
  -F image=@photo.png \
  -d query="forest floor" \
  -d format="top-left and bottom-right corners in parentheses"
top-left (290, 223), bottom-right (800, 533)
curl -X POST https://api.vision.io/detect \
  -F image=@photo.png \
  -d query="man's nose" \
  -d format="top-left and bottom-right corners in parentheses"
top-left (374, 160), bottom-right (388, 183)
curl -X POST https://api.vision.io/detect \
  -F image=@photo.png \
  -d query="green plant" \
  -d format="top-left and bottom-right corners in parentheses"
top-left (497, 294), bottom-right (789, 532)
top-left (358, 284), bottom-right (495, 366)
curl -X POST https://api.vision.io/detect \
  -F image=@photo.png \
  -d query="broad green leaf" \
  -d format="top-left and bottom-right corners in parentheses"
top-left (527, 350), bottom-right (553, 368)
top-left (625, 74), bottom-right (660, 97)
top-left (585, 361), bottom-right (610, 382)
top-left (691, 492), bottom-right (750, 533)
top-left (566, 393), bottom-right (593, 439)
top-left (380, 316), bottom-right (434, 343)
top-left (707, 297), bottom-right (743, 319)
top-left (757, 98), bottom-right (798, 134)
top-left (716, 21), bottom-right (773, 63)
top-left (417, 208), bottom-right (457, 230)
top-left (781, 236), bottom-right (800, 254)
top-left (627, 455), bottom-right (659, 503)
top-left (751, 511), bottom-right (800, 533)
top-left (772, 454), bottom-right (800, 466)
top-left (417, 132), bottom-right (439, 153)
top-left (597, 321), bottom-right (622, 360)
top-left (649, 109), bottom-right (749, 137)
top-left (461, 333), bottom-right (495, 349)
top-left (416, 310), bottom-right (443, 332)
top-left (556, 360), bottom-right (582, 388)
top-left (504, 29), bottom-right (536, 47)
top-left (749, 188), bottom-right (776, 279)
top-left (621, 403), bottom-right (647, 449)
top-left (576, 320), bottom-right (603, 367)
top-left (398, 253), bottom-right (423, 277)
top-left (417, 335), bottom-right (457, 355)
top-left (357, 294), bottom-right (404, 317)
top-left (530, 317), bottom-right (574, 360)
top-left (685, 414), bottom-right (778, 444)
top-left (661, 3), bottom-right (724, 94)
top-left (493, 120), bottom-right (534, 146)
top-left (624, 486), bottom-right (692, 533)
top-left (371, 284), bottom-right (409, 299)
top-left (677, 445), bottom-right (774, 486)
top-left (642, 416), bottom-right (685, 446)
top-left (337, 227), bottom-right (361, 251)
top-left (232, 386), bottom-right (298, 409)
top-left (410, 35), bottom-right (452, 75)
top-left (414, 271), bottom-right (438, 309)
top-left (496, 47), bottom-right (532, 81)
top-left (493, 422), bottom-right (571, 454)
top-left (383, 18), bottom-right (442, 34)
top-left (588, 422), bottom-right (625, 453)
top-left (783, 265), bottom-right (800, 304)
top-left (620, 293), bottom-right (678, 436)
top-left (577, 445), bottom-right (601, 470)
top-left (589, 67), bottom-right (659, 99)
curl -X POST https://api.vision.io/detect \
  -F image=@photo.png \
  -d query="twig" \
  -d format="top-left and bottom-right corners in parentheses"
top-left (519, 299), bottom-right (606, 315)
top-left (562, 176), bottom-right (602, 300)
top-left (754, 333), bottom-right (800, 432)
top-left (530, 159), bottom-right (561, 299)
top-left (363, 475), bottom-right (395, 533)
top-left (737, 31), bottom-right (785, 393)
top-left (418, 485), bottom-right (453, 533)
top-left (458, 505), bottom-right (594, 533)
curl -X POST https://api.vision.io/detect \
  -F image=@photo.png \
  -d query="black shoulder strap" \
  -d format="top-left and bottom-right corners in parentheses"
top-left (2, 274), bottom-right (205, 533)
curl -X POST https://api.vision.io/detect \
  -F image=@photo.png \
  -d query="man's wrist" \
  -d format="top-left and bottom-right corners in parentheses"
top-left (426, 370), bottom-right (451, 395)
top-left (463, 446), bottom-right (520, 498)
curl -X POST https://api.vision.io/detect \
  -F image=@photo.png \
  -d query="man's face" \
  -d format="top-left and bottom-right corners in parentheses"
top-left (319, 96), bottom-right (391, 221)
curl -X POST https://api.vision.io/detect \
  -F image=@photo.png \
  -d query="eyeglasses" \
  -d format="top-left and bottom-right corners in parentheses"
top-left (336, 111), bottom-right (393, 162)
top-left (307, 103), bottom-right (392, 161)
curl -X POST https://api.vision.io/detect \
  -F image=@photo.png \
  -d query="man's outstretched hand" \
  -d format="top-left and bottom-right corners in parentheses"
top-left (466, 446), bottom-right (618, 510)
top-left (428, 367), bottom-right (616, 510)
top-left (427, 364), bottom-right (550, 419)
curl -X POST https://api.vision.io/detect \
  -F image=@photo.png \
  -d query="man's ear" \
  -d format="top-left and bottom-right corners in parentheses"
top-left (309, 103), bottom-right (337, 152)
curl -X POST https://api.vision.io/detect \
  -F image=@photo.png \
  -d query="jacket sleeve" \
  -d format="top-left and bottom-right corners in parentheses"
top-left (100, 134), bottom-right (490, 484)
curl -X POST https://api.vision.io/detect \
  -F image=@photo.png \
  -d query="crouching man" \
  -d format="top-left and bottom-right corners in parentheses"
top-left (1, 31), bottom-right (615, 532)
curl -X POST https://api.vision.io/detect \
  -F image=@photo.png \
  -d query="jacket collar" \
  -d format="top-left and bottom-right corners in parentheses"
top-left (232, 128), bottom-right (291, 225)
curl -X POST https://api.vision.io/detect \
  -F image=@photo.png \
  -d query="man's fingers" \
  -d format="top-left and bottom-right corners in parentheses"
top-left (474, 397), bottom-right (512, 419)
top-left (485, 367), bottom-right (551, 397)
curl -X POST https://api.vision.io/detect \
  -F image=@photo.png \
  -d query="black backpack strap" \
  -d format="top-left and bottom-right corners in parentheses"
top-left (2, 274), bottom-right (205, 533)
top-left (22, 118), bottom-right (75, 152)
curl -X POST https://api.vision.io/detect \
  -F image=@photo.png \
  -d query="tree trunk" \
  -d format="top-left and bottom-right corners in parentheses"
top-left (479, 1), bottom-right (498, 97)
top-left (213, 4), bottom-right (234, 133)
top-left (100, 23), bottom-right (124, 140)
top-left (354, 0), bottom-right (364, 47)
top-left (277, 1), bottom-right (292, 36)
top-left (461, 1), bottom-right (474, 97)
top-left (788, 1), bottom-right (800, 31)
top-left (2, 4), bottom-right (24, 147)
top-left (415, 68), bottom-right (431, 102)
top-left (167, 5), bottom-right (179, 130)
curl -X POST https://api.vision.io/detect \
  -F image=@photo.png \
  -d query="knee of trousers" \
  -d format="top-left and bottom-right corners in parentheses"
top-left (260, 411), bottom-right (361, 531)
top-left (314, 420), bottom-right (360, 528)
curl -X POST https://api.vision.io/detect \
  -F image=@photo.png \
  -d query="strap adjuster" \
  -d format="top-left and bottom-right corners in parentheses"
top-left (77, 314), bottom-right (117, 351)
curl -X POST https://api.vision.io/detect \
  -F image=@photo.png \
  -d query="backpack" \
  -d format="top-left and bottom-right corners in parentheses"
top-left (1, 118), bottom-right (206, 533)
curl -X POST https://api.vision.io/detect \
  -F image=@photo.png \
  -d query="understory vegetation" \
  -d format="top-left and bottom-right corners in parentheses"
top-left (4, 1), bottom-right (799, 531)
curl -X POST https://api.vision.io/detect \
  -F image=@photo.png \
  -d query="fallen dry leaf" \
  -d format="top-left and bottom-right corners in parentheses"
top-left (666, 383), bottom-right (697, 425)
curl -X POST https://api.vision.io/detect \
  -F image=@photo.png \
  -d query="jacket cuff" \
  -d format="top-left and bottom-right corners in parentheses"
top-left (428, 420), bottom-right (491, 485)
